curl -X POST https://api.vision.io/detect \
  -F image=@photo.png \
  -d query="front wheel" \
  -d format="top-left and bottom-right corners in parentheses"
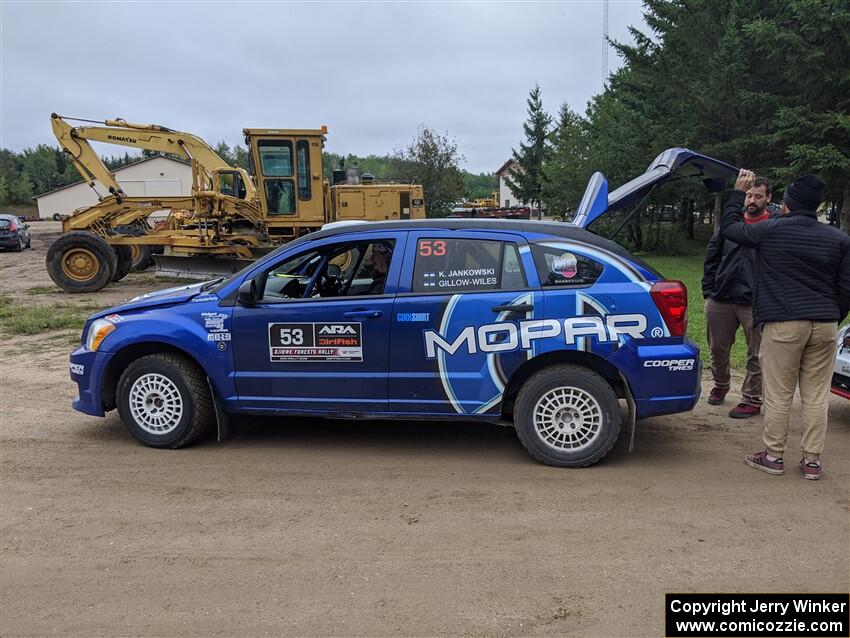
top-left (116, 353), bottom-right (214, 448)
top-left (513, 365), bottom-right (621, 467)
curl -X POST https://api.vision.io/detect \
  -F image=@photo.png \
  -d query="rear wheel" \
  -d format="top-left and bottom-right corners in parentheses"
top-left (513, 365), bottom-right (621, 467)
top-left (116, 353), bottom-right (213, 448)
top-left (46, 231), bottom-right (117, 293)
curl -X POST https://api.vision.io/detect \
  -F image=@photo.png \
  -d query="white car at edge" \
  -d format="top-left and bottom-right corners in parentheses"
top-left (832, 324), bottom-right (850, 399)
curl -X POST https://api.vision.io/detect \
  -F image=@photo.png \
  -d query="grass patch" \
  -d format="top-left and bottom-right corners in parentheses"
top-left (0, 295), bottom-right (100, 336)
top-left (643, 249), bottom-right (747, 370)
top-left (25, 286), bottom-right (61, 295)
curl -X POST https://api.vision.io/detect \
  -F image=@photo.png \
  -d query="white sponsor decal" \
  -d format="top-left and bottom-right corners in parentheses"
top-left (643, 358), bottom-right (695, 372)
top-left (424, 314), bottom-right (648, 359)
top-left (207, 332), bottom-right (231, 341)
top-left (70, 362), bottom-right (85, 375)
top-left (269, 322), bottom-right (363, 362)
top-left (202, 312), bottom-right (227, 332)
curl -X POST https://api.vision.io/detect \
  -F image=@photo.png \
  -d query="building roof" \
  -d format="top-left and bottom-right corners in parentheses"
top-left (33, 154), bottom-right (190, 200)
top-left (495, 158), bottom-right (518, 176)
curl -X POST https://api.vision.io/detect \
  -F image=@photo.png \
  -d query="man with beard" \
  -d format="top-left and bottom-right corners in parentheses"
top-left (702, 176), bottom-right (774, 418)
top-left (722, 170), bottom-right (850, 480)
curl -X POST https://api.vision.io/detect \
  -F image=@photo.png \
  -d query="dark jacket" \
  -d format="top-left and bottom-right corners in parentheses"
top-left (720, 190), bottom-right (850, 325)
top-left (702, 211), bottom-right (775, 304)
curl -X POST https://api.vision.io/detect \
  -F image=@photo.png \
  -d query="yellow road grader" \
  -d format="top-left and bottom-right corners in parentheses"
top-left (47, 114), bottom-right (425, 292)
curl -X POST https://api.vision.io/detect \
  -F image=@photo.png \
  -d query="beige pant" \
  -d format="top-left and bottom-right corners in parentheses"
top-left (705, 298), bottom-right (762, 405)
top-left (760, 321), bottom-right (838, 460)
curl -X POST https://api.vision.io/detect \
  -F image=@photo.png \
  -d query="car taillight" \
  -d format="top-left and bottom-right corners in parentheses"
top-left (8, 222), bottom-right (17, 232)
top-left (650, 280), bottom-right (688, 337)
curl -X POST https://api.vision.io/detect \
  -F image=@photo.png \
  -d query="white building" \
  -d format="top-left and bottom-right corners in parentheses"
top-left (495, 159), bottom-right (529, 209)
top-left (34, 156), bottom-right (192, 220)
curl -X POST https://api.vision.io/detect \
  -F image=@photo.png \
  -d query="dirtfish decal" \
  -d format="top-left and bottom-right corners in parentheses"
top-left (424, 314), bottom-right (648, 359)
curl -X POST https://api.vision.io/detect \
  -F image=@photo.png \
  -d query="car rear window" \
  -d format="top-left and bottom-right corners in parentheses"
top-left (0, 219), bottom-right (12, 230)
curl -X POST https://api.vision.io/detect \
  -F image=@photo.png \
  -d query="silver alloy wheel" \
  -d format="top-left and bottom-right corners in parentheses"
top-left (129, 373), bottom-right (184, 435)
top-left (532, 386), bottom-right (603, 452)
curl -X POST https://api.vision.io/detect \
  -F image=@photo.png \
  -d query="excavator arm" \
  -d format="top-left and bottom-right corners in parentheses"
top-left (50, 113), bottom-right (257, 201)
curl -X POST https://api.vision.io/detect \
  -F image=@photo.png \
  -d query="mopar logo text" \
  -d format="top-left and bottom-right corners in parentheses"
top-left (643, 358), bottom-right (695, 372)
top-left (107, 134), bottom-right (138, 144)
top-left (318, 325), bottom-right (356, 335)
top-left (424, 314), bottom-right (647, 359)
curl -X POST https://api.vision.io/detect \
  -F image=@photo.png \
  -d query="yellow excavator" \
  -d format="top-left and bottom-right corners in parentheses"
top-left (47, 114), bottom-right (425, 292)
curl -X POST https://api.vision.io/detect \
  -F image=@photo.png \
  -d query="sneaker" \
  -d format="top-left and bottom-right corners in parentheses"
top-left (708, 387), bottom-right (729, 405)
top-left (745, 450), bottom-right (784, 475)
top-left (800, 459), bottom-right (822, 480)
top-left (729, 403), bottom-right (761, 419)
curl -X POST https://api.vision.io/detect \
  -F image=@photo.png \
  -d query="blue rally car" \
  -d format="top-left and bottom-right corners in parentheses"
top-left (69, 149), bottom-right (738, 467)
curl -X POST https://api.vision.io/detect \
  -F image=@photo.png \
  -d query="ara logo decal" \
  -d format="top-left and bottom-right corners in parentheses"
top-left (318, 324), bottom-right (357, 335)
top-left (424, 314), bottom-right (648, 359)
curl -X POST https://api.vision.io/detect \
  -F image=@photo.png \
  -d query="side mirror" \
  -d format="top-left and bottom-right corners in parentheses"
top-left (237, 277), bottom-right (258, 306)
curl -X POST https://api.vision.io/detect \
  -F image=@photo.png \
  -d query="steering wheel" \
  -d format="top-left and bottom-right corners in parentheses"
top-left (318, 263), bottom-right (343, 297)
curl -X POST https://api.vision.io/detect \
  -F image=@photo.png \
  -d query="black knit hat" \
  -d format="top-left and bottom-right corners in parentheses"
top-left (783, 174), bottom-right (826, 211)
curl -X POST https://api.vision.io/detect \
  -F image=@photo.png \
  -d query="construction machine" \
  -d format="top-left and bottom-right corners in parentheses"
top-left (47, 114), bottom-right (425, 292)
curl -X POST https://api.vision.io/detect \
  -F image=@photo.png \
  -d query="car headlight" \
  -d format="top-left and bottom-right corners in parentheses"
top-left (86, 318), bottom-right (116, 351)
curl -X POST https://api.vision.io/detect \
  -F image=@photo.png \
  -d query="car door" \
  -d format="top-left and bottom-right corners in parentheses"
top-left (389, 230), bottom-right (541, 416)
top-left (231, 231), bottom-right (407, 413)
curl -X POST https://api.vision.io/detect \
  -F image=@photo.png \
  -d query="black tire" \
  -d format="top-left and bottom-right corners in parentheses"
top-left (45, 231), bottom-right (117, 293)
top-left (114, 224), bottom-right (153, 272)
top-left (116, 353), bottom-right (214, 448)
top-left (13, 236), bottom-right (24, 252)
top-left (53, 213), bottom-right (61, 221)
top-left (112, 245), bottom-right (133, 281)
top-left (513, 365), bottom-right (621, 467)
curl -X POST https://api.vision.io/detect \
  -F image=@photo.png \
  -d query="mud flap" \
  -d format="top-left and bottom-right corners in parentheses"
top-left (618, 372), bottom-right (637, 452)
top-left (207, 378), bottom-right (231, 442)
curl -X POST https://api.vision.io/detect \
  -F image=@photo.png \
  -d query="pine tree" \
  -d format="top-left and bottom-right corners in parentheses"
top-left (542, 103), bottom-right (590, 220)
top-left (505, 85), bottom-right (552, 218)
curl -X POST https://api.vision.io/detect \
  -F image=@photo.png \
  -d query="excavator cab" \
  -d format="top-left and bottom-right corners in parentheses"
top-left (244, 129), bottom-right (327, 234)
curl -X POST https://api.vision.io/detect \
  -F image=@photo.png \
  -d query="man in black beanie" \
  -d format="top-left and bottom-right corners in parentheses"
top-left (721, 170), bottom-right (850, 480)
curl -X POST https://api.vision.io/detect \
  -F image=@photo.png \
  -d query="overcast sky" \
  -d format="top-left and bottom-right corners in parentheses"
top-left (1, 1), bottom-right (645, 173)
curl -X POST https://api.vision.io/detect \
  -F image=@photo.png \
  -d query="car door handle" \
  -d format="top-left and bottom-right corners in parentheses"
top-left (344, 310), bottom-right (383, 319)
top-left (491, 303), bottom-right (534, 313)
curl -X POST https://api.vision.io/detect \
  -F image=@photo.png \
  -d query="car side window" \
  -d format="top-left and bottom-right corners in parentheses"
top-left (261, 249), bottom-right (324, 300)
top-left (531, 245), bottom-right (604, 287)
top-left (412, 238), bottom-right (526, 293)
top-left (260, 240), bottom-right (396, 301)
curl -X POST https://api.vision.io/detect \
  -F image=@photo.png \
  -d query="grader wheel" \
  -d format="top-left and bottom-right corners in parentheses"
top-left (112, 245), bottom-right (133, 282)
top-left (46, 231), bottom-right (117, 293)
top-left (113, 224), bottom-right (153, 272)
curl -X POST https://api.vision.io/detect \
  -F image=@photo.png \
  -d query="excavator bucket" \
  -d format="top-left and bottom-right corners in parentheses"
top-left (152, 254), bottom-right (256, 281)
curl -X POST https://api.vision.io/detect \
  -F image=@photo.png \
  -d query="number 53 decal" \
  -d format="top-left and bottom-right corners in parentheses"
top-left (418, 240), bottom-right (447, 257)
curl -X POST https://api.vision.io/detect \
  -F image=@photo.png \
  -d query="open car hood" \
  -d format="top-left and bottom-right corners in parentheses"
top-left (572, 148), bottom-right (738, 228)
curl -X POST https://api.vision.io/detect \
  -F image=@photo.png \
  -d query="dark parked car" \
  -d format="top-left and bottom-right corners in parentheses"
top-left (0, 214), bottom-right (32, 252)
